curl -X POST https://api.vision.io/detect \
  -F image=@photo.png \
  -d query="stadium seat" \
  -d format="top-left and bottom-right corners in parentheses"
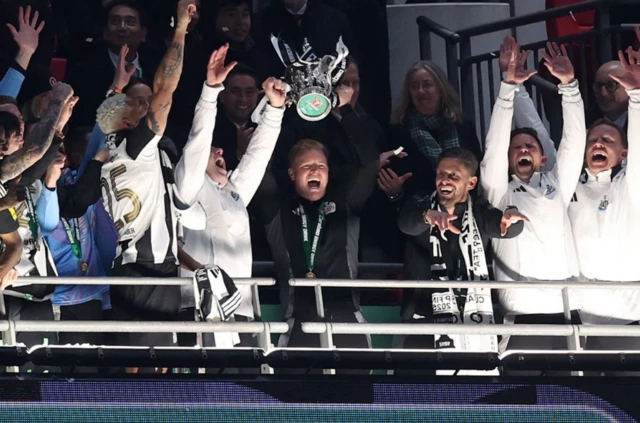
top-left (49, 58), bottom-right (67, 82)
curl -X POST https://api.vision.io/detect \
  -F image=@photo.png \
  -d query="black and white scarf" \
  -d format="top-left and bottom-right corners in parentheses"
top-left (193, 266), bottom-right (242, 347)
top-left (427, 194), bottom-right (498, 359)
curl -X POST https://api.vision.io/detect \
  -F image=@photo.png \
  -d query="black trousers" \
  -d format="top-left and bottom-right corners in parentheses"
top-left (58, 300), bottom-right (105, 374)
top-left (276, 302), bottom-right (370, 375)
top-left (395, 316), bottom-right (436, 376)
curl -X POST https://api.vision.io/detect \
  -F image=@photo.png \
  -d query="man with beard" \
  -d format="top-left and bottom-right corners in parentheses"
top-left (481, 40), bottom-right (586, 352)
top-left (398, 148), bottom-right (526, 369)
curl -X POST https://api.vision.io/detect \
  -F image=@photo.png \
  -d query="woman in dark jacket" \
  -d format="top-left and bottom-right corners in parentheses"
top-left (383, 61), bottom-right (482, 199)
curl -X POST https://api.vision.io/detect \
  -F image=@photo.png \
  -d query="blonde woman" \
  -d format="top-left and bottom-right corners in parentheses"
top-left (384, 61), bottom-right (481, 199)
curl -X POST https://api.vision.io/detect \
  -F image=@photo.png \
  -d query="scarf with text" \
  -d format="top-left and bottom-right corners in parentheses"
top-left (427, 194), bottom-right (497, 357)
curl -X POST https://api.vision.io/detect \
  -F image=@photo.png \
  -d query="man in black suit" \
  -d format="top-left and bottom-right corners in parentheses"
top-left (65, 0), bottom-right (161, 128)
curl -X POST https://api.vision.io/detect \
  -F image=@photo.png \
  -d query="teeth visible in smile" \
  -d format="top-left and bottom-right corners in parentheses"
top-left (440, 187), bottom-right (453, 193)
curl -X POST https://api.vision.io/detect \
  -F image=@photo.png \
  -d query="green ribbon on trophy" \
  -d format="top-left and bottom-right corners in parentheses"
top-left (299, 201), bottom-right (326, 278)
top-left (269, 35), bottom-right (349, 122)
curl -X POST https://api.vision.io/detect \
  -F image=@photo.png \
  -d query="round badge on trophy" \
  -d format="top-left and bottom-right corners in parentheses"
top-left (297, 92), bottom-right (331, 121)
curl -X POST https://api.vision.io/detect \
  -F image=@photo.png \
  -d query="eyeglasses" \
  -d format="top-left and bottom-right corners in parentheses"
top-left (593, 81), bottom-right (620, 93)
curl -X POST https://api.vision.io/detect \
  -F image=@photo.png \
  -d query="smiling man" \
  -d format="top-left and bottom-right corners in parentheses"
top-left (398, 147), bottom-right (526, 363)
top-left (480, 41), bottom-right (586, 353)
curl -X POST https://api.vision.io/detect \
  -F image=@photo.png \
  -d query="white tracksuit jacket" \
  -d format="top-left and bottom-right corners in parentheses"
top-left (175, 83), bottom-right (284, 318)
top-left (481, 80), bottom-right (585, 316)
top-left (568, 88), bottom-right (640, 324)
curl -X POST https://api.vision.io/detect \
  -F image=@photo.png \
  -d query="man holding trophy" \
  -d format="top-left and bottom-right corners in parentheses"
top-left (255, 36), bottom-right (400, 360)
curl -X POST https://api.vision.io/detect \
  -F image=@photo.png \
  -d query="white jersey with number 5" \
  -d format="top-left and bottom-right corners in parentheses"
top-left (100, 123), bottom-right (178, 268)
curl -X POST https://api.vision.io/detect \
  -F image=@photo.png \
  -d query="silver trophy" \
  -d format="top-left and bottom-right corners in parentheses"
top-left (270, 35), bottom-right (349, 121)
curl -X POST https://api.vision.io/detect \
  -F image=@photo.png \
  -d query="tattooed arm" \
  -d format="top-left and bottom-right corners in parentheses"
top-left (0, 83), bottom-right (74, 182)
top-left (125, 0), bottom-right (195, 159)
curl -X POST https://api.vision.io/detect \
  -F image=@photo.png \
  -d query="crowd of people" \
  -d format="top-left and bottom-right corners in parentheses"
top-left (0, 0), bottom-right (639, 375)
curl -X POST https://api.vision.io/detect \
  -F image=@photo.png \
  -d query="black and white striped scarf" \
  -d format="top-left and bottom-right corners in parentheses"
top-left (427, 194), bottom-right (497, 355)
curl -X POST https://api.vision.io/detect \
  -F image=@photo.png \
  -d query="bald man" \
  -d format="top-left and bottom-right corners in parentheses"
top-left (593, 61), bottom-right (629, 128)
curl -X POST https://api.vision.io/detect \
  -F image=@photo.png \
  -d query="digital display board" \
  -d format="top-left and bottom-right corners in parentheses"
top-left (0, 378), bottom-right (637, 422)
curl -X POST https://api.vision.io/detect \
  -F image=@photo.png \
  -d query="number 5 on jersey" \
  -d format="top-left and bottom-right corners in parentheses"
top-left (101, 164), bottom-right (141, 230)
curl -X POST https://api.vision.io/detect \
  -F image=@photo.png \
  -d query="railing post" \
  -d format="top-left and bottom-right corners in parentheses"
top-left (313, 285), bottom-right (335, 375)
top-left (596, 0), bottom-right (612, 63)
top-left (459, 36), bottom-right (475, 122)
top-left (258, 323), bottom-right (274, 374)
top-left (446, 40), bottom-right (460, 92)
top-left (418, 20), bottom-right (432, 60)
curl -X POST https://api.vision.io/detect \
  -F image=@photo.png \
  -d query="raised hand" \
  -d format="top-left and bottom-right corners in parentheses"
top-left (44, 151), bottom-right (66, 189)
top-left (379, 150), bottom-right (408, 168)
top-left (377, 168), bottom-right (412, 197)
top-left (112, 44), bottom-right (138, 90)
top-left (609, 46), bottom-right (640, 91)
top-left (52, 82), bottom-right (74, 103)
top-left (541, 42), bottom-right (574, 85)
top-left (335, 85), bottom-right (354, 108)
top-left (263, 77), bottom-right (286, 108)
top-left (505, 45), bottom-right (537, 85)
top-left (55, 95), bottom-right (80, 132)
top-left (8, 6), bottom-right (45, 70)
top-left (500, 207), bottom-right (529, 236)
top-left (424, 209), bottom-right (460, 235)
top-left (177, 0), bottom-right (197, 29)
top-left (206, 44), bottom-right (237, 87)
top-left (498, 35), bottom-right (517, 73)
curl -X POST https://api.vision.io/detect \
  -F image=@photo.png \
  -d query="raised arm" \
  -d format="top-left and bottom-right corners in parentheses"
top-left (175, 45), bottom-right (236, 205)
top-left (7, 6), bottom-right (45, 72)
top-left (37, 154), bottom-right (64, 235)
top-left (609, 40), bottom-right (640, 206)
top-left (231, 77), bottom-right (285, 203)
top-left (0, 83), bottom-right (76, 182)
top-left (541, 42), bottom-right (586, 205)
top-left (499, 36), bottom-right (556, 170)
top-left (481, 41), bottom-right (536, 207)
top-left (127, 0), bottom-right (196, 158)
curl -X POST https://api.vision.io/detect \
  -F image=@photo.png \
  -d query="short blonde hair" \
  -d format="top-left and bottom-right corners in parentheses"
top-left (391, 60), bottom-right (463, 125)
top-left (96, 94), bottom-right (129, 135)
top-left (288, 139), bottom-right (329, 167)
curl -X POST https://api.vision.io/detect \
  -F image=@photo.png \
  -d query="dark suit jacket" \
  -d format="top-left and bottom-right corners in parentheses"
top-left (65, 46), bottom-right (161, 128)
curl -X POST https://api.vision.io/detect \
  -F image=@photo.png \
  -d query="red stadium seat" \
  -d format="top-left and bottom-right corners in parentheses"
top-left (546, 0), bottom-right (594, 40)
top-left (49, 58), bottom-right (67, 81)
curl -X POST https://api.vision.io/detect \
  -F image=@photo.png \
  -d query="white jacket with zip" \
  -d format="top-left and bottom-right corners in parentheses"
top-left (568, 88), bottom-right (640, 324)
top-left (481, 80), bottom-right (585, 316)
top-left (175, 83), bottom-right (285, 318)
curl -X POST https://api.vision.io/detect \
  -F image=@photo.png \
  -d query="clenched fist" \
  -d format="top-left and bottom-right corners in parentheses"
top-left (263, 77), bottom-right (286, 108)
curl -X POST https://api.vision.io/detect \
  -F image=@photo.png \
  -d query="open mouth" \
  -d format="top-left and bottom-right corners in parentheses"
top-left (591, 151), bottom-right (608, 164)
top-left (517, 157), bottom-right (533, 167)
top-left (308, 178), bottom-right (321, 189)
top-left (438, 185), bottom-right (454, 196)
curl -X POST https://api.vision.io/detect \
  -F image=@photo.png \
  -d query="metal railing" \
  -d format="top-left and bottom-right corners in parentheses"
top-left (290, 278), bottom-right (640, 355)
top-left (4, 276), bottom-right (640, 373)
top-left (415, 0), bottom-right (635, 142)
